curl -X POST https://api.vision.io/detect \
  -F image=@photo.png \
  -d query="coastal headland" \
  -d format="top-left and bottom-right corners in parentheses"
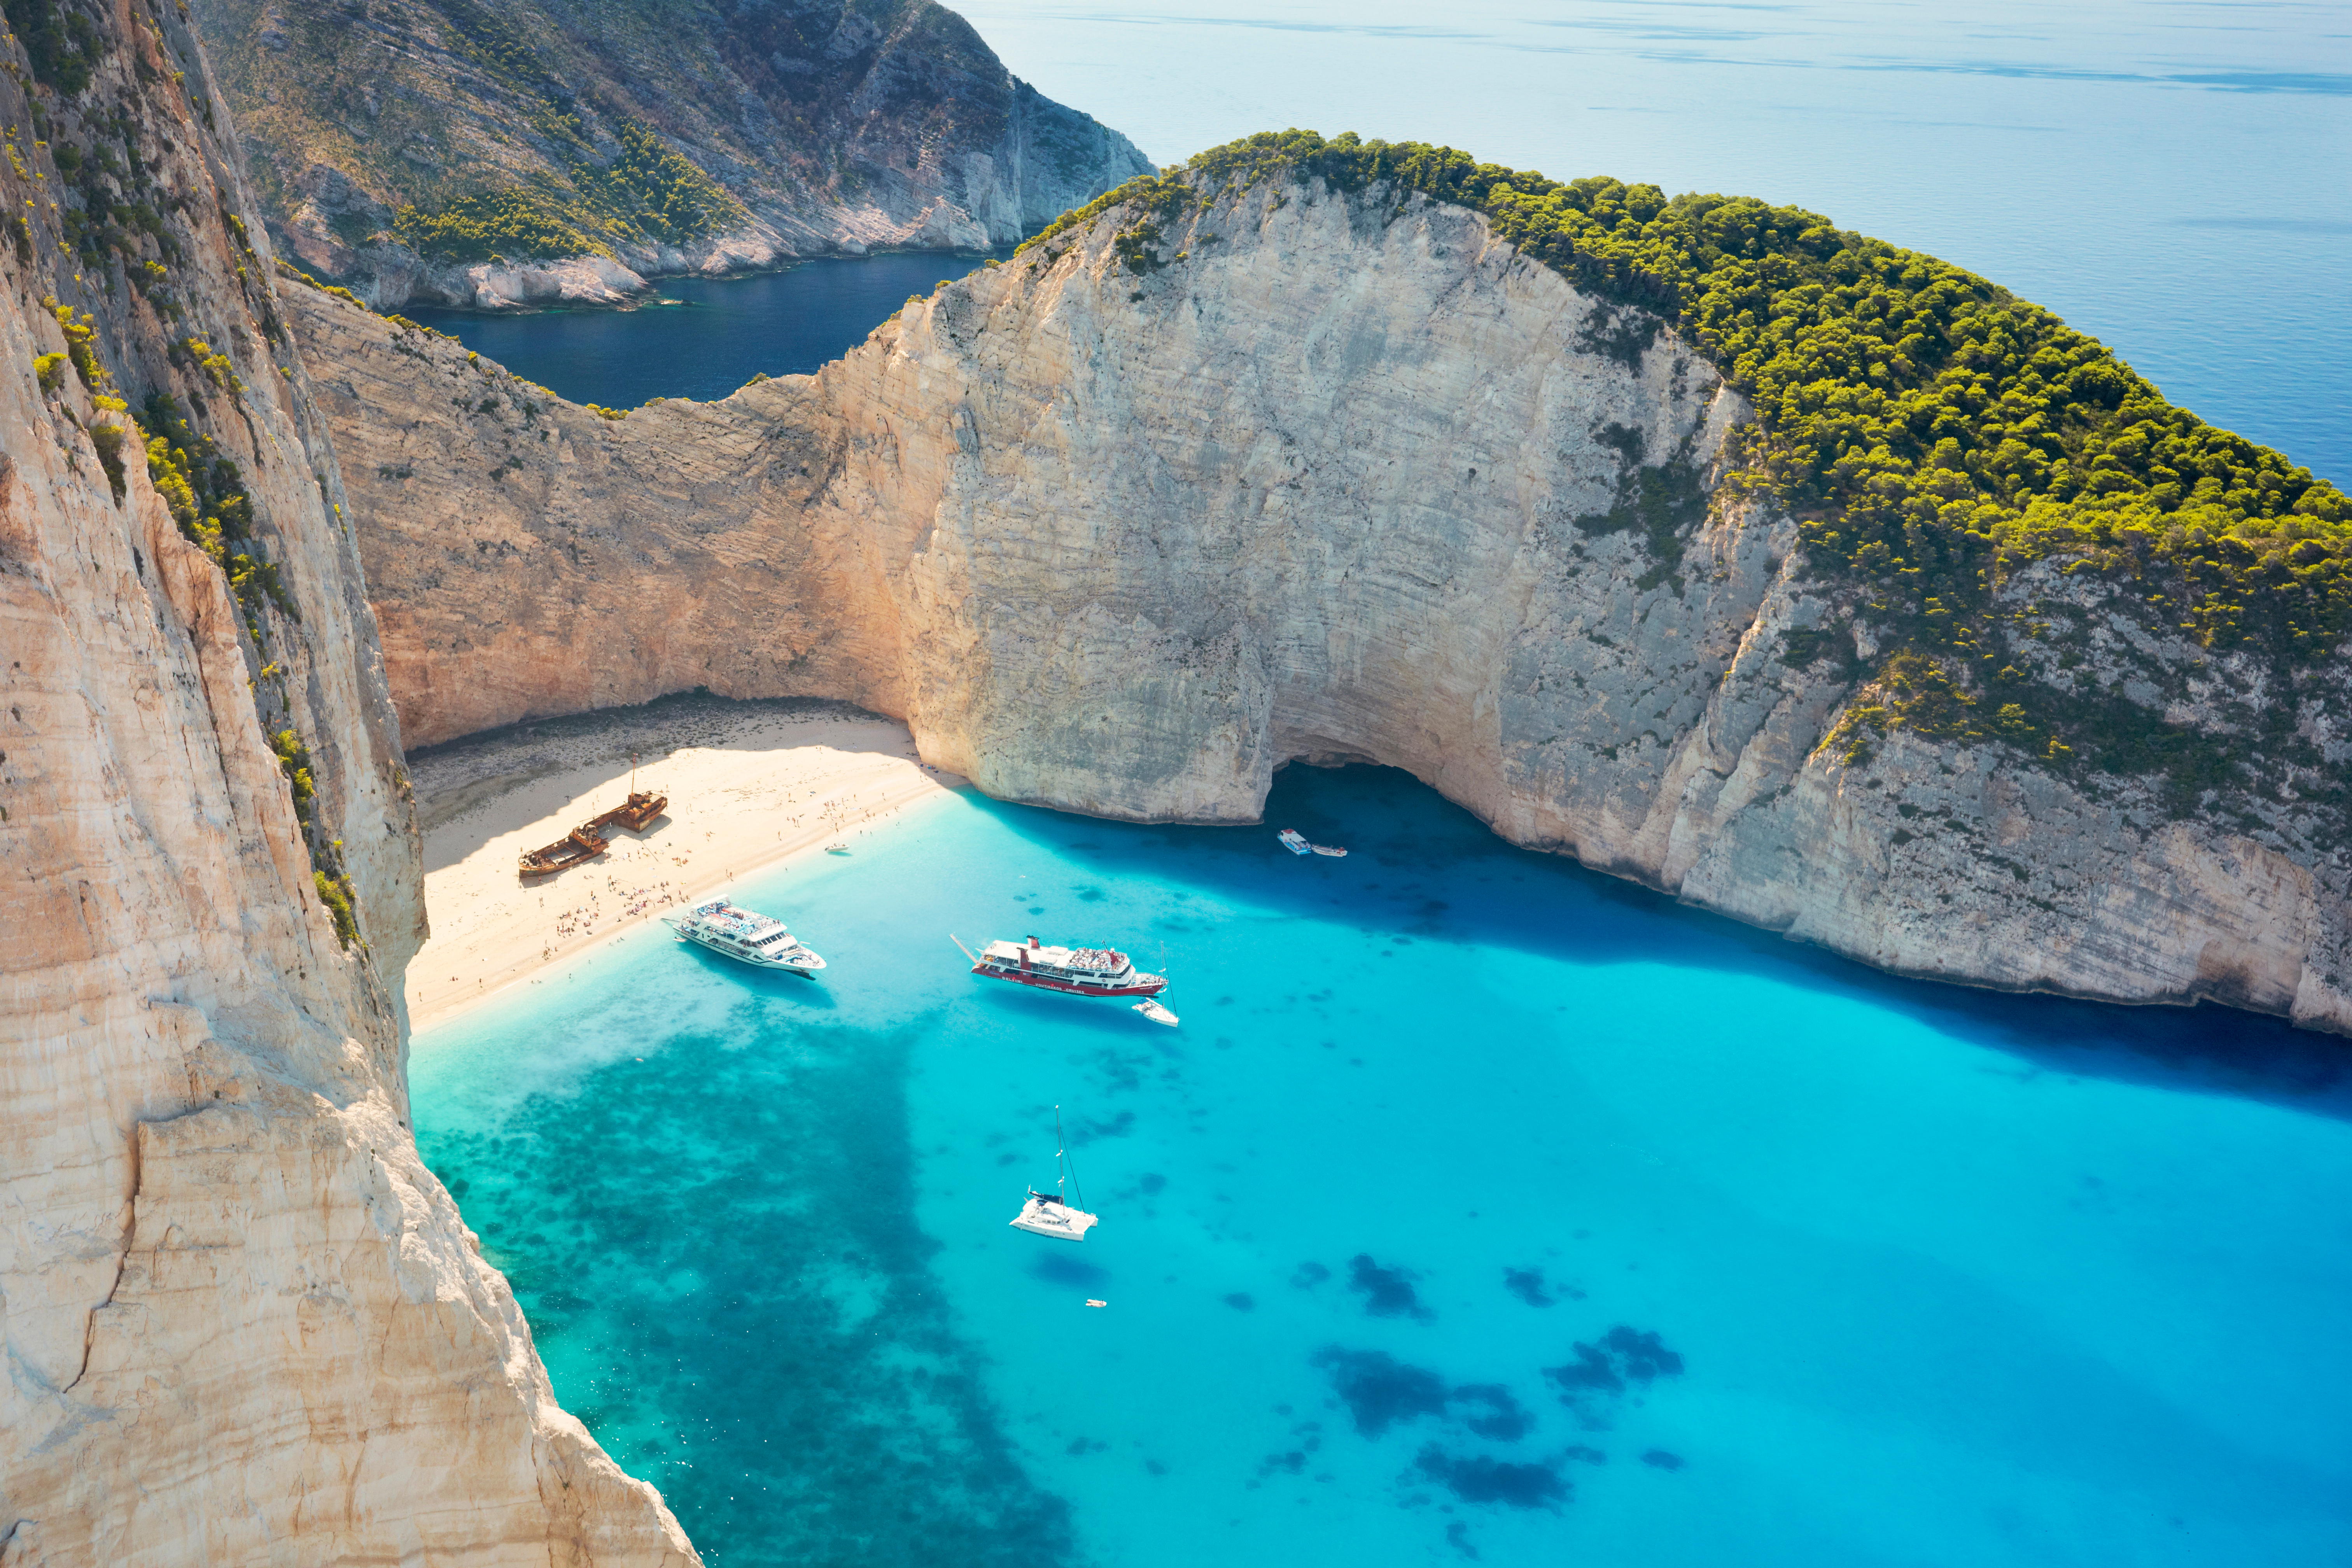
top-left (301, 140), bottom-right (2352, 1040)
top-left (405, 698), bottom-right (961, 1032)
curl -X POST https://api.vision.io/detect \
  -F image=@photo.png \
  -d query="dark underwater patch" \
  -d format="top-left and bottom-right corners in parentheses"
top-left (1348, 1253), bottom-right (1435, 1321)
top-left (1412, 1446), bottom-right (1569, 1510)
top-left (1600, 1326), bottom-right (1684, 1381)
top-left (1223, 1292), bottom-right (1255, 1311)
top-left (1641, 1449), bottom-right (1685, 1470)
top-left (1291, 1260), bottom-right (1331, 1289)
top-left (416, 1022), bottom-right (1076, 1567)
top-left (1252, 1448), bottom-right (1309, 1482)
top-left (1501, 1266), bottom-right (1554, 1306)
top-left (1079, 1108), bottom-right (1136, 1140)
top-left (1543, 1325), bottom-right (1685, 1425)
top-left (1029, 1252), bottom-right (1111, 1288)
top-left (1314, 1348), bottom-right (1451, 1437)
top-left (1544, 1343), bottom-right (1625, 1398)
top-left (1447, 1383), bottom-right (1533, 1442)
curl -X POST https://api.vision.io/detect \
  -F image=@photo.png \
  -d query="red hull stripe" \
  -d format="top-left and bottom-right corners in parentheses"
top-left (973, 966), bottom-right (1166, 998)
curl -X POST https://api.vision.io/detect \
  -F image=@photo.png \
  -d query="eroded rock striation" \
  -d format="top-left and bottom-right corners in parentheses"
top-left (304, 163), bottom-right (2352, 1038)
top-left (189, 0), bottom-right (1154, 308)
top-left (0, 6), bottom-right (695, 1562)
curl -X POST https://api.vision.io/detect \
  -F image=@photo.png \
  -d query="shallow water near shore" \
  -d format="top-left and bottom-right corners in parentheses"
top-left (411, 765), bottom-right (2352, 1567)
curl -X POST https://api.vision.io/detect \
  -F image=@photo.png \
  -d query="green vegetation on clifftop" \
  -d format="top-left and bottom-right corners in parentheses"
top-left (1054, 131), bottom-right (2349, 800)
top-left (385, 2), bottom-right (747, 263)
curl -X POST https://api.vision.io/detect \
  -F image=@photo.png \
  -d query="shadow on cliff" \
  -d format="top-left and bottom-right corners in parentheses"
top-left (968, 763), bottom-right (2352, 1125)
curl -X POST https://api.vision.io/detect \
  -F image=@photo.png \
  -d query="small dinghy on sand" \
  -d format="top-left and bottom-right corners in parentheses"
top-left (1010, 1107), bottom-right (1099, 1242)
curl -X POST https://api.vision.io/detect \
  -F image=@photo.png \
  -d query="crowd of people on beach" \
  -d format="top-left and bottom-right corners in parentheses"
top-left (542, 875), bottom-right (688, 957)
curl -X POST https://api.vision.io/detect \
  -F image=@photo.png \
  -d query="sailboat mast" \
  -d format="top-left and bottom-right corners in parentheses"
top-left (1056, 1104), bottom-right (1084, 1213)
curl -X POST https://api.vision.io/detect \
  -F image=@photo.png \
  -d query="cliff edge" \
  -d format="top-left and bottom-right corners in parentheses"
top-left (186, 0), bottom-right (1155, 308)
top-left (298, 147), bottom-right (2352, 1038)
top-left (0, 2), bottom-right (695, 1560)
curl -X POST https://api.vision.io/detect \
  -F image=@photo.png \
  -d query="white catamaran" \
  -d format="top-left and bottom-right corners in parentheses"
top-left (1010, 1106), bottom-right (1099, 1242)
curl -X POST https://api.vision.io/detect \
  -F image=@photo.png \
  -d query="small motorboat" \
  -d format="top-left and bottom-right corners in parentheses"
top-left (1010, 1107), bottom-right (1098, 1242)
top-left (1311, 843), bottom-right (1348, 858)
top-left (1132, 998), bottom-right (1180, 1027)
top-left (1277, 828), bottom-right (1311, 855)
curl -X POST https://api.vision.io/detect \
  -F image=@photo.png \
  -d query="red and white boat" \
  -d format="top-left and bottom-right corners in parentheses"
top-left (956, 934), bottom-right (1167, 999)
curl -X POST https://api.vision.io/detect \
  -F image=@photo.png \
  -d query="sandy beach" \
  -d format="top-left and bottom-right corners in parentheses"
top-left (402, 697), bottom-right (962, 1033)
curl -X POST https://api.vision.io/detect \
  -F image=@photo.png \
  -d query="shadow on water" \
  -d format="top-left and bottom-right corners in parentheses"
top-left (976, 763), bottom-right (2352, 1122)
top-left (973, 980), bottom-right (1167, 1039)
top-left (419, 1019), bottom-right (1076, 1568)
top-left (673, 942), bottom-right (841, 1009)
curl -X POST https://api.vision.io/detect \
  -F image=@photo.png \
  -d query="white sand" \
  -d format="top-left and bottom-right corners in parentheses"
top-left (403, 702), bottom-right (961, 1033)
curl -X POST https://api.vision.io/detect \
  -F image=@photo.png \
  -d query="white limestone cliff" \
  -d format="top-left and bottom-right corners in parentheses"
top-left (299, 168), bottom-right (2352, 1037)
top-left (0, 7), bottom-right (695, 1563)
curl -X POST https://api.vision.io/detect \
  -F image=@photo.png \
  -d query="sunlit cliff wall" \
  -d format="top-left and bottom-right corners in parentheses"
top-left (306, 168), bottom-right (2351, 1041)
top-left (0, 3), bottom-right (694, 1560)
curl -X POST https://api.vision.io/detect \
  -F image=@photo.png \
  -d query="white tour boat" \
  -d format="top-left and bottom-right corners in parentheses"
top-left (954, 934), bottom-right (1167, 999)
top-left (1011, 1107), bottom-right (1099, 1242)
top-left (663, 899), bottom-right (826, 976)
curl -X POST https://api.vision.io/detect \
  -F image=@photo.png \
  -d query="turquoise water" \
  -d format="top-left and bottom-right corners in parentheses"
top-left (412, 764), bottom-right (2352, 1567)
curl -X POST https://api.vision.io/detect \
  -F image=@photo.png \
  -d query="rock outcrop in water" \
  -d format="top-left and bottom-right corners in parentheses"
top-left (0, 7), bottom-right (694, 1561)
top-left (297, 164), bottom-right (2352, 1039)
top-left (187, 0), bottom-right (1154, 309)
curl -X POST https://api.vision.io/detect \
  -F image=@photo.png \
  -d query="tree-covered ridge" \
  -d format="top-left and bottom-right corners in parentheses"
top-left (1171, 133), bottom-right (2349, 673)
top-left (1031, 133), bottom-right (2347, 804)
top-left (386, 0), bottom-right (746, 264)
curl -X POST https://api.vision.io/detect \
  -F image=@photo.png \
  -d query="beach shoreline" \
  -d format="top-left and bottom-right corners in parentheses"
top-left (402, 698), bottom-right (962, 1035)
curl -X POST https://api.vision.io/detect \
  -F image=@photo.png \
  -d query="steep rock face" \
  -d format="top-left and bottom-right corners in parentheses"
top-left (189, 0), bottom-right (1154, 308)
top-left (300, 173), bottom-right (2352, 1035)
top-left (0, 6), bottom-right (695, 1563)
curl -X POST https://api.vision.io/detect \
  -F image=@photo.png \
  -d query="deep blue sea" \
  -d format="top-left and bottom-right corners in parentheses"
top-left (413, 766), bottom-right (2352, 1568)
top-left (401, 250), bottom-right (1011, 410)
top-left (408, 5), bottom-right (2352, 1562)
top-left (407, 0), bottom-right (2350, 483)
